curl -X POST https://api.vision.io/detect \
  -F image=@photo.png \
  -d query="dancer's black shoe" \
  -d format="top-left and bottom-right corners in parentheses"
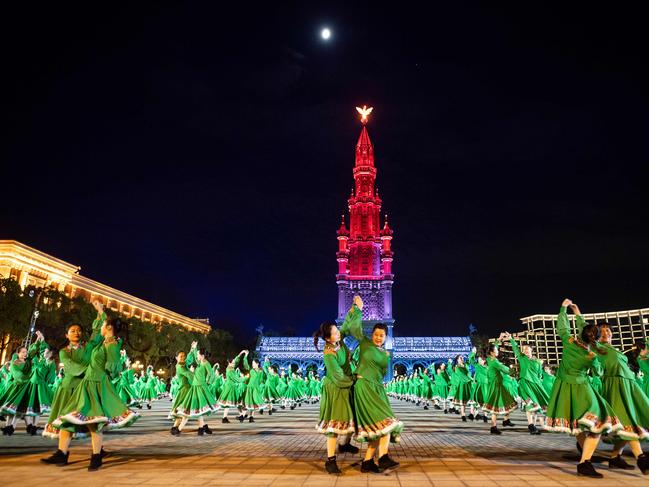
top-left (268, 409), bottom-right (273, 415)
top-left (483, 415), bottom-right (488, 423)
top-left (41, 449), bottom-right (69, 465)
top-left (170, 426), bottom-right (181, 436)
top-left (325, 456), bottom-right (342, 475)
top-left (468, 414), bottom-right (475, 421)
top-left (197, 426), bottom-right (205, 436)
top-left (378, 454), bottom-right (400, 471)
top-left (2, 425), bottom-right (14, 436)
top-left (100, 447), bottom-right (111, 459)
top-left (222, 417), bottom-right (230, 423)
top-left (637, 454), bottom-right (649, 474)
top-left (490, 426), bottom-right (502, 435)
top-left (238, 415), bottom-right (245, 423)
top-left (248, 416), bottom-right (254, 423)
top-left (259, 410), bottom-right (263, 415)
top-left (361, 459), bottom-right (380, 473)
top-left (338, 442), bottom-right (359, 454)
top-left (461, 416), bottom-right (467, 422)
top-left (423, 405), bottom-right (429, 410)
top-left (203, 425), bottom-right (213, 434)
top-left (281, 405), bottom-right (285, 409)
top-left (290, 405), bottom-right (295, 410)
top-left (502, 419), bottom-right (515, 427)
top-left (443, 409), bottom-right (448, 414)
top-left (577, 460), bottom-right (603, 478)
top-left (146, 404), bottom-right (152, 410)
top-left (88, 453), bottom-right (103, 472)
top-left (609, 455), bottom-right (635, 470)
top-left (528, 424), bottom-right (541, 435)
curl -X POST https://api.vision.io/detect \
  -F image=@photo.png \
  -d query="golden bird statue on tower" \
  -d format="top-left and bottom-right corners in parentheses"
top-left (355, 105), bottom-right (373, 124)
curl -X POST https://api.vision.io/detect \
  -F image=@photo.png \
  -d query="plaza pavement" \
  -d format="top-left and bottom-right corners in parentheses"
top-left (1, 399), bottom-right (648, 486)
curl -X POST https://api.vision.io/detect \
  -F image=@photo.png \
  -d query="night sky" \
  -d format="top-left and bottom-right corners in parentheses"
top-left (3, 3), bottom-right (648, 341)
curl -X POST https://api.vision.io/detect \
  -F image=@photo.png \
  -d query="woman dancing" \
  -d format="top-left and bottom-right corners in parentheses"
top-left (218, 350), bottom-right (247, 422)
top-left (545, 299), bottom-right (621, 478)
top-left (509, 336), bottom-right (548, 434)
top-left (596, 322), bottom-right (649, 473)
top-left (483, 333), bottom-right (518, 435)
top-left (345, 295), bottom-right (402, 473)
top-left (49, 314), bottom-right (139, 471)
top-left (313, 308), bottom-right (360, 475)
top-left (168, 348), bottom-right (193, 435)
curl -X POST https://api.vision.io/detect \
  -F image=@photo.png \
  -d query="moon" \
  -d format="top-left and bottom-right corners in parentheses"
top-left (321, 28), bottom-right (331, 40)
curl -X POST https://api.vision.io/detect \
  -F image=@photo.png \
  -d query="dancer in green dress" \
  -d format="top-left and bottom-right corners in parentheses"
top-left (434, 363), bottom-right (450, 412)
top-left (25, 341), bottom-right (56, 435)
top-left (0, 338), bottom-right (44, 435)
top-left (168, 349), bottom-right (193, 435)
top-left (172, 341), bottom-right (217, 434)
top-left (596, 323), bottom-right (649, 473)
top-left (483, 333), bottom-right (517, 435)
top-left (510, 336), bottom-right (548, 434)
top-left (241, 355), bottom-right (265, 422)
top-left (542, 365), bottom-right (556, 396)
top-left (451, 355), bottom-right (474, 421)
top-left (52, 313), bottom-right (139, 471)
top-left (218, 350), bottom-right (247, 422)
top-left (313, 306), bottom-right (360, 475)
top-left (346, 295), bottom-right (402, 473)
top-left (545, 299), bottom-right (621, 478)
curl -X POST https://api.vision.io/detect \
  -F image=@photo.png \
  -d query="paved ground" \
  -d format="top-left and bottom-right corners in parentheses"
top-left (1, 399), bottom-right (648, 486)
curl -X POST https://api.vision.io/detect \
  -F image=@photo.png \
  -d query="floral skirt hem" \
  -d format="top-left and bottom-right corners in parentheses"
top-left (482, 401), bottom-right (518, 415)
top-left (315, 419), bottom-right (355, 436)
top-left (545, 413), bottom-right (622, 436)
top-left (355, 417), bottom-right (403, 443)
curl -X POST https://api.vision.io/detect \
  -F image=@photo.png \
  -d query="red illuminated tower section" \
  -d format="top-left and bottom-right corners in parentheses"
top-left (336, 106), bottom-right (395, 341)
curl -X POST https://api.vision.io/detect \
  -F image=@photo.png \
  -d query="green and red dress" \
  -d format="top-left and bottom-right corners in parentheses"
top-left (598, 341), bottom-right (649, 441)
top-left (344, 305), bottom-right (404, 442)
top-left (316, 306), bottom-right (356, 436)
top-left (452, 363), bottom-right (474, 407)
top-left (545, 307), bottom-right (621, 436)
top-left (53, 333), bottom-right (139, 433)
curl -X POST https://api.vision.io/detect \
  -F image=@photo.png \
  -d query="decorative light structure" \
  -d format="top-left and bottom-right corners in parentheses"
top-left (336, 106), bottom-right (394, 344)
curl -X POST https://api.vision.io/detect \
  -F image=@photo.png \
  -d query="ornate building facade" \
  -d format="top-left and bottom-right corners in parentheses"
top-left (255, 107), bottom-right (471, 378)
top-left (0, 240), bottom-right (210, 334)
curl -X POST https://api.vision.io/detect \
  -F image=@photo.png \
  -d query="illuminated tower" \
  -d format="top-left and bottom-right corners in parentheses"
top-left (336, 106), bottom-right (395, 346)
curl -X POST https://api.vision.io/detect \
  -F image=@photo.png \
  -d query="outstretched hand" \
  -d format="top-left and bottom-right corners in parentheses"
top-left (353, 295), bottom-right (364, 311)
top-left (561, 298), bottom-right (573, 308)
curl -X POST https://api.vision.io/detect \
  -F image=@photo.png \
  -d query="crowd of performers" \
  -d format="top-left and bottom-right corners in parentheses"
top-left (0, 299), bottom-right (324, 471)
top-left (387, 299), bottom-right (649, 478)
top-left (2, 297), bottom-right (649, 479)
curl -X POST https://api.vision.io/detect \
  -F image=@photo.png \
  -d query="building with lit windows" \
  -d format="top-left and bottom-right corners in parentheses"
top-left (0, 240), bottom-right (210, 334)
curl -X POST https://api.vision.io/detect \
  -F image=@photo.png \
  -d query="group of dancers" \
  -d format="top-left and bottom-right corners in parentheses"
top-left (1, 296), bottom-right (648, 478)
top-left (387, 299), bottom-right (649, 478)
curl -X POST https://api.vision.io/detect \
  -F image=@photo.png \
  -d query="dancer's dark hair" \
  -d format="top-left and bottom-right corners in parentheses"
top-left (313, 321), bottom-right (337, 351)
top-left (197, 347), bottom-right (210, 359)
top-left (372, 323), bottom-right (388, 333)
top-left (581, 323), bottom-right (605, 354)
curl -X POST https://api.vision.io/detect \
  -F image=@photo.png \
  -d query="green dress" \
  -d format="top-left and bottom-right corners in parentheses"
top-left (43, 314), bottom-right (105, 438)
top-left (242, 357), bottom-right (266, 411)
top-left (639, 357), bottom-right (649, 398)
top-left (483, 344), bottom-right (518, 415)
top-left (452, 363), bottom-right (474, 407)
top-left (542, 369), bottom-right (556, 395)
top-left (598, 341), bottom-right (649, 441)
top-left (0, 340), bottom-right (46, 415)
top-left (434, 367), bottom-right (449, 401)
top-left (545, 307), bottom-right (621, 436)
top-left (173, 348), bottom-right (217, 418)
top-left (24, 351), bottom-right (56, 416)
top-left (169, 358), bottom-right (194, 418)
top-left (262, 362), bottom-right (281, 404)
top-left (316, 306), bottom-right (356, 436)
top-left (53, 334), bottom-right (139, 433)
top-left (218, 354), bottom-right (245, 408)
top-left (510, 338), bottom-right (549, 412)
top-left (345, 305), bottom-right (404, 442)
top-left (468, 354), bottom-right (488, 406)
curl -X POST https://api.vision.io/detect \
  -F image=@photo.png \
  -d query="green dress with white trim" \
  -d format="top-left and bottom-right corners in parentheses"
top-left (345, 305), bottom-right (404, 442)
top-left (510, 338), bottom-right (549, 412)
top-left (316, 306), bottom-right (356, 436)
top-left (545, 307), bottom-right (621, 436)
top-left (598, 341), bottom-right (649, 441)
